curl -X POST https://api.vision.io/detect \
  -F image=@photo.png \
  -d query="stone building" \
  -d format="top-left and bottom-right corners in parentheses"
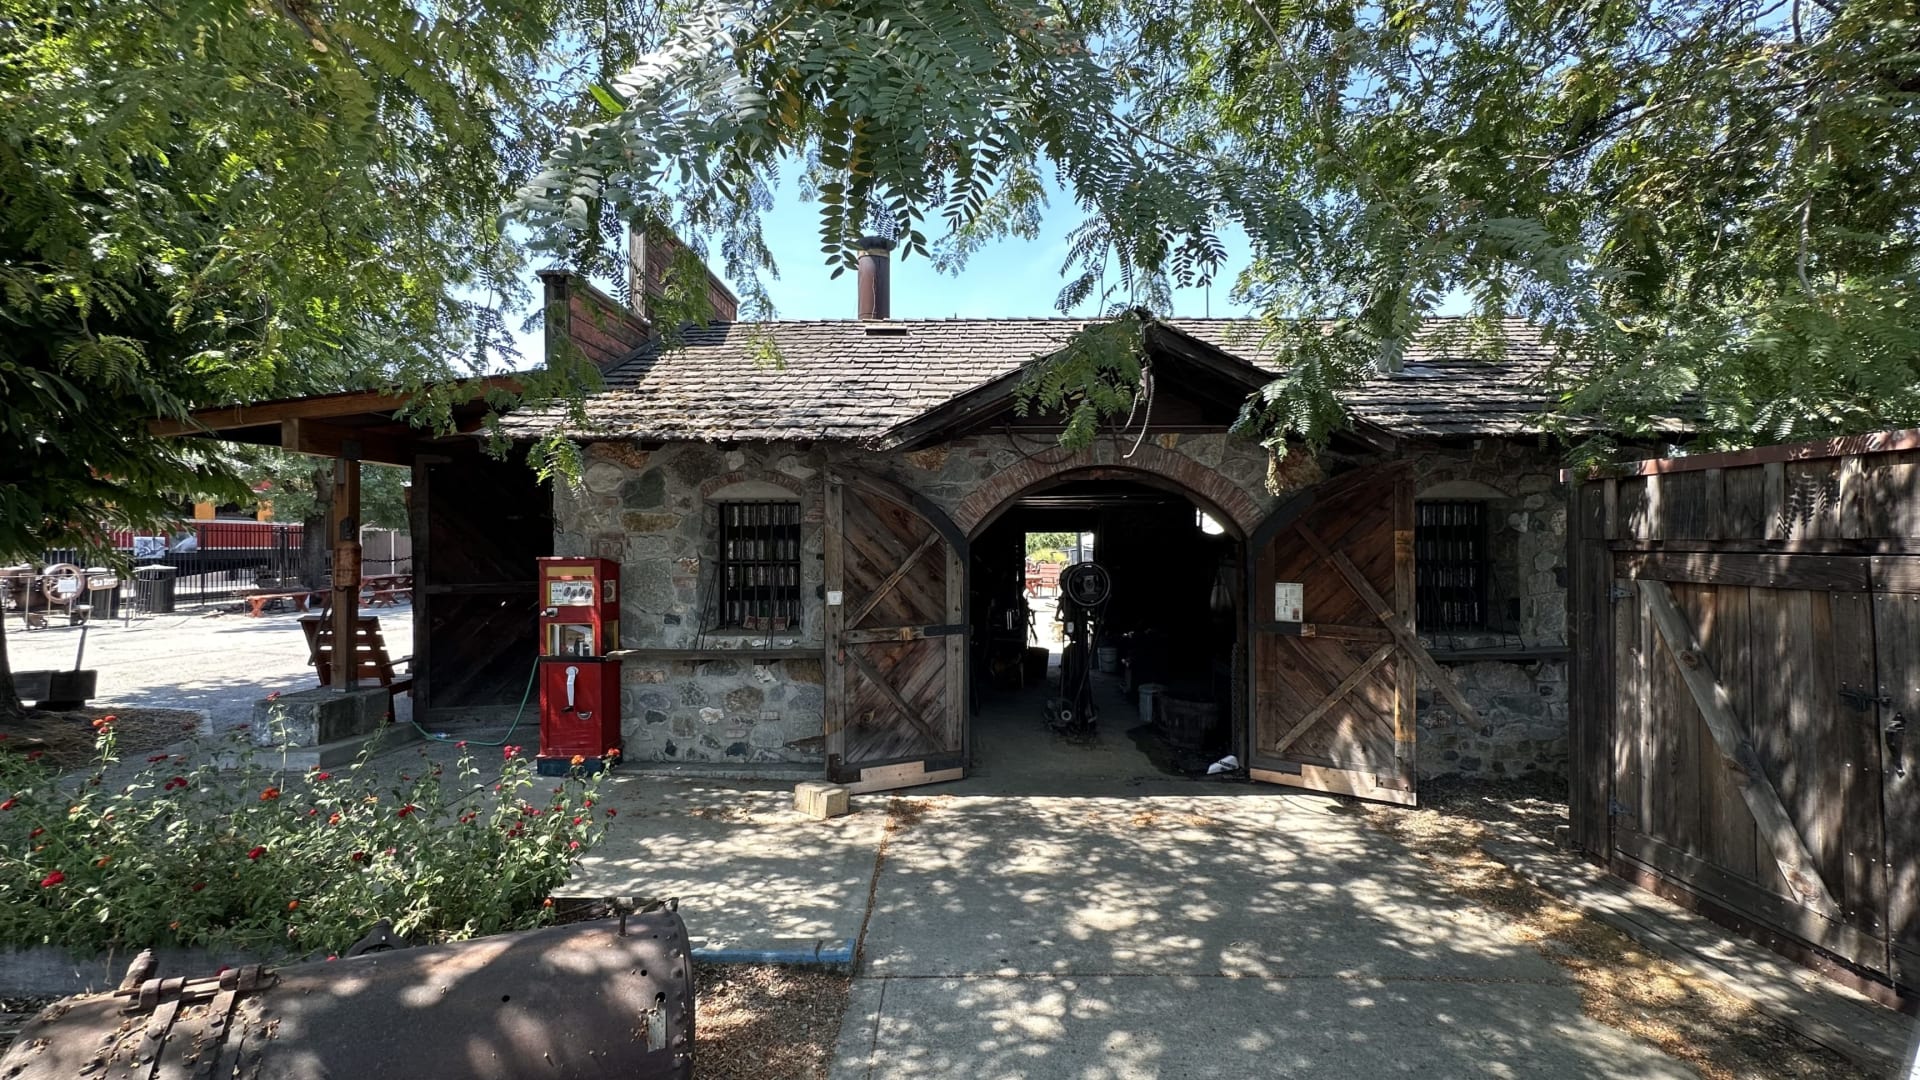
top-left (508, 240), bottom-right (1578, 801)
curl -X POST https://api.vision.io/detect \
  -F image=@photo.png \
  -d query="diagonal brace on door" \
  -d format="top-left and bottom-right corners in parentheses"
top-left (1272, 641), bottom-right (1398, 754)
top-left (1637, 578), bottom-right (1843, 919)
top-left (843, 647), bottom-right (950, 751)
top-left (1292, 522), bottom-right (1483, 726)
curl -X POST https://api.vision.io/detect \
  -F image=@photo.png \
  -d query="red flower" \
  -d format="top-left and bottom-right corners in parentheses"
top-left (306, 808), bottom-right (318, 817)
top-left (26, 751), bottom-right (43, 761)
top-left (91, 714), bottom-right (115, 729)
top-left (191, 882), bottom-right (206, 892)
top-left (396, 804), bottom-right (418, 818)
top-left (266, 691), bottom-right (281, 701)
top-left (313, 772), bottom-right (332, 782)
top-left (94, 856), bottom-right (110, 868)
top-left (568, 840), bottom-right (581, 851)
top-left (259, 787), bottom-right (281, 801)
top-left (40, 870), bottom-right (65, 888)
top-left (147, 754), bottom-right (169, 763)
top-left (604, 747), bottom-right (621, 760)
top-left (0, 798), bottom-right (16, 811)
top-left (247, 846), bottom-right (267, 861)
top-left (541, 897), bottom-right (554, 908)
top-left (503, 745), bottom-right (522, 759)
top-left (29, 827), bottom-right (44, 838)
top-left (605, 808), bottom-right (617, 817)
top-left (583, 798), bottom-right (595, 808)
top-left (164, 777), bottom-right (188, 791)
top-left (349, 851), bottom-right (368, 863)
top-left (455, 741), bottom-right (467, 749)
top-left (327, 812), bottom-right (342, 825)
top-left (572, 816), bottom-right (583, 825)
top-left (383, 846), bottom-right (396, 856)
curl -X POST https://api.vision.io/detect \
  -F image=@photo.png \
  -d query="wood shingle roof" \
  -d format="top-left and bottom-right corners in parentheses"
top-left (503, 315), bottom-right (1580, 443)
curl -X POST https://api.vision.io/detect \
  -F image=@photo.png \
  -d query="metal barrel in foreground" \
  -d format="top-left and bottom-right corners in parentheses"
top-left (0, 910), bottom-right (693, 1080)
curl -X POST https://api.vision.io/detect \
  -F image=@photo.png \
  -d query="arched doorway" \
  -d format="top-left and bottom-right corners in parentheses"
top-left (966, 470), bottom-right (1247, 789)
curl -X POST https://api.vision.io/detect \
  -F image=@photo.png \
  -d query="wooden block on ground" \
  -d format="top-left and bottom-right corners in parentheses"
top-left (794, 782), bottom-right (850, 820)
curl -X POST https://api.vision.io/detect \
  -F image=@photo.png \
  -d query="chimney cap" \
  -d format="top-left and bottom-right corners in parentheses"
top-left (856, 235), bottom-right (896, 254)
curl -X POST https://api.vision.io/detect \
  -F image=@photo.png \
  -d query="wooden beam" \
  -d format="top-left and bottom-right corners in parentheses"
top-left (1620, 551), bottom-right (1870, 592)
top-left (846, 531), bottom-right (941, 629)
top-left (1271, 642), bottom-right (1397, 755)
top-left (282, 418), bottom-right (415, 467)
top-left (330, 456), bottom-right (362, 692)
top-left (842, 624), bottom-right (965, 645)
top-left (1292, 523), bottom-right (1484, 726)
top-left (822, 480), bottom-right (846, 755)
top-left (1296, 622), bottom-right (1394, 643)
top-left (1636, 578), bottom-right (1843, 919)
top-left (149, 376), bottom-right (522, 437)
top-left (1392, 473), bottom-right (1417, 765)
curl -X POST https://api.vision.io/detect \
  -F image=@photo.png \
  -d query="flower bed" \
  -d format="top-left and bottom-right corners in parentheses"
top-left (0, 715), bottom-right (609, 960)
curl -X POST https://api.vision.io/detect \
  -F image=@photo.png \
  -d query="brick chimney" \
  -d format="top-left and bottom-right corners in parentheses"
top-left (856, 236), bottom-right (895, 320)
top-left (627, 221), bottom-right (740, 325)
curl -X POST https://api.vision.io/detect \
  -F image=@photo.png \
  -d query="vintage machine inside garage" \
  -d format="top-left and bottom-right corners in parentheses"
top-left (536, 557), bottom-right (622, 775)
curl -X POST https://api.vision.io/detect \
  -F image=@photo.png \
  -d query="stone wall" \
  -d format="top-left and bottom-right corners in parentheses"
top-left (1408, 439), bottom-right (1571, 782)
top-left (550, 432), bottom-right (1572, 781)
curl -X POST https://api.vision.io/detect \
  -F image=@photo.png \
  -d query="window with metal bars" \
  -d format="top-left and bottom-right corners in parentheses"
top-left (1415, 501), bottom-right (1490, 631)
top-left (716, 501), bottom-right (802, 629)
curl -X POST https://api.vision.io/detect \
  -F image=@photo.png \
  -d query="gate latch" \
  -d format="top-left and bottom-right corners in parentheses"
top-left (1839, 686), bottom-right (1892, 711)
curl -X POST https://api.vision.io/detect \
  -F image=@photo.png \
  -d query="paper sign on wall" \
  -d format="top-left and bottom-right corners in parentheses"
top-left (826, 590), bottom-right (843, 606)
top-left (1274, 582), bottom-right (1304, 623)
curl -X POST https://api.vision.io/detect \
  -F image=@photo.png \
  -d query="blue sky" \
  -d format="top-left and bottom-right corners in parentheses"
top-left (505, 178), bottom-right (1260, 362)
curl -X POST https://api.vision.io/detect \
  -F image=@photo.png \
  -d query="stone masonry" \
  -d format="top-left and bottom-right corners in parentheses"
top-left (551, 432), bottom-right (1570, 781)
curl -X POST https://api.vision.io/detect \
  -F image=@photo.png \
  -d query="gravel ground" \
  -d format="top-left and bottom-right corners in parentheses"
top-left (5, 606), bottom-right (412, 734)
top-left (1, 706), bottom-right (202, 772)
top-left (696, 964), bottom-right (850, 1080)
top-left (1366, 779), bottom-right (1859, 1080)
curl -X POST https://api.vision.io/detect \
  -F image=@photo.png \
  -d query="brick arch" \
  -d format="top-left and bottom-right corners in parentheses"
top-left (697, 470), bottom-right (806, 501)
top-left (954, 442), bottom-right (1265, 540)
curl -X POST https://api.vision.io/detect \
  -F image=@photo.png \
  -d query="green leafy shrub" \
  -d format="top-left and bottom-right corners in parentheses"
top-left (0, 714), bottom-right (609, 958)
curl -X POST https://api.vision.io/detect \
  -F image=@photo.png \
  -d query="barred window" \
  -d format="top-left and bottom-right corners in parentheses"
top-left (1415, 501), bottom-right (1489, 631)
top-left (717, 501), bottom-right (802, 629)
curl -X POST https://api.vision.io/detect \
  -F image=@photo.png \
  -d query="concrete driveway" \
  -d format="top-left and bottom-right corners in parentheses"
top-left (830, 790), bottom-right (1692, 1079)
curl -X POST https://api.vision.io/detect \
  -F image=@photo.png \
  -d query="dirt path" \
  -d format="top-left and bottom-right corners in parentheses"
top-left (1364, 781), bottom-right (1860, 1080)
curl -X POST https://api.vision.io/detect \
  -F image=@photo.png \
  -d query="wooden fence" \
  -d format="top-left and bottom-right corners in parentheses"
top-left (1568, 429), bottom-right (1920, 995)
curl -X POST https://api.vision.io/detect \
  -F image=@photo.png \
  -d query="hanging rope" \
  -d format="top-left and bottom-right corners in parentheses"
top-left (1123, 361), bottom-right (1155, 459)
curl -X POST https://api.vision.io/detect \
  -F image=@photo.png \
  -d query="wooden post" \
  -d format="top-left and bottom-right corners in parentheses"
top-left (330, 455), bottom-right (361, 692)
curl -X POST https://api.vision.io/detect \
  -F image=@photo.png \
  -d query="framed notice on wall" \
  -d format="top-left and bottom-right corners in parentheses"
top-left (1274, 582), bottom-right (1304, 624)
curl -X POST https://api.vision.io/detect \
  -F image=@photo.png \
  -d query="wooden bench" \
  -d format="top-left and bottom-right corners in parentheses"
top-left (299, 616), bottom-right (413, 707)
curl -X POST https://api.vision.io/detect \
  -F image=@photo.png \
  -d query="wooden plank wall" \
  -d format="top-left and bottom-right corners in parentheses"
top-left (1567, 431), bottom-right (1920, 992)
top-left (412, 451), bottom-right (551, 717)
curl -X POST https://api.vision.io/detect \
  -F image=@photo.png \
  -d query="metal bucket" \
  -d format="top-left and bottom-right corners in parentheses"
top-left (0, 910), bottom-right (694, 1079)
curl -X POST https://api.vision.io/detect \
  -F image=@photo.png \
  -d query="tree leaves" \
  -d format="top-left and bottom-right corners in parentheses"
top-left (521, 0), bottom-right (1920, 459)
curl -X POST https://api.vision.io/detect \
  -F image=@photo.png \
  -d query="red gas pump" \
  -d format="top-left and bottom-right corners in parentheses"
top-left (536, 557), bottom-right (622, 776)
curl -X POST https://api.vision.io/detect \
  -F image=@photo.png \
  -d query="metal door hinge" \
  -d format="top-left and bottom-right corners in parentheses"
top-left (1608, 584), bottom-right (1633, 603)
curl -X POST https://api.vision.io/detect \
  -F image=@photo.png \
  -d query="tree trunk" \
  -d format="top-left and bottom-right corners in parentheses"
top-left (299, 463), bottom-right (334, 591)
top-left (0, 608), bottom-right (25, 726)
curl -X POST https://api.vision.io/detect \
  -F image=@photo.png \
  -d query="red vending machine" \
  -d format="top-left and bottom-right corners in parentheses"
top-left (536, 557), bottom-right (622, 776)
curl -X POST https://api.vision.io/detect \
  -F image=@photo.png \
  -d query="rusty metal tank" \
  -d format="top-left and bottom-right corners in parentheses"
top-left (0, 910), bottom-right (693, 1079)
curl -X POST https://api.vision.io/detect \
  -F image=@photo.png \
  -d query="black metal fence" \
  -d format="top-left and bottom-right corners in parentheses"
top-left (39, 522), bottom-right (306, 610)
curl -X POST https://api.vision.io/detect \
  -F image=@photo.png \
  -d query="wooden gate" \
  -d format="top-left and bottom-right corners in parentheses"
top-left (1245, 462), bottom-right (1478, 805)
top-left (823, 470), bottom-right (968, 793)
top-left (1569, 430), bottom-right (1920, 991)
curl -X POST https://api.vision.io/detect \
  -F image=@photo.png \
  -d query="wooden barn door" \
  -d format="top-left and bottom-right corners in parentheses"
top-left (823, 470), bottom-right (968, 793)
top-left (1876, 556), bottom-right (1920, 986)
top-left (1609, 553), bottom-right (1889, 974)
top-left (1246, 462), bottom-right (1427, 805)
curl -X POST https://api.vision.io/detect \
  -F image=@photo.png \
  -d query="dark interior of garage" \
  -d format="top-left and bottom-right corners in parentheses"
top-left (967, 479), bottom-right (1241, 781)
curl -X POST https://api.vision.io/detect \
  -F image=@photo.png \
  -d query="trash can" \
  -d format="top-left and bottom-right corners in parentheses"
top-left (84, 567), bottom-right (119, 619)
top-left (132, 564), bottom-right (177, 614)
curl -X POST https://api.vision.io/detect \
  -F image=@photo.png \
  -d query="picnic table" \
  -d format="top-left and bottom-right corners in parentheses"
top-left (243, 575), bottom-right (411, 617)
